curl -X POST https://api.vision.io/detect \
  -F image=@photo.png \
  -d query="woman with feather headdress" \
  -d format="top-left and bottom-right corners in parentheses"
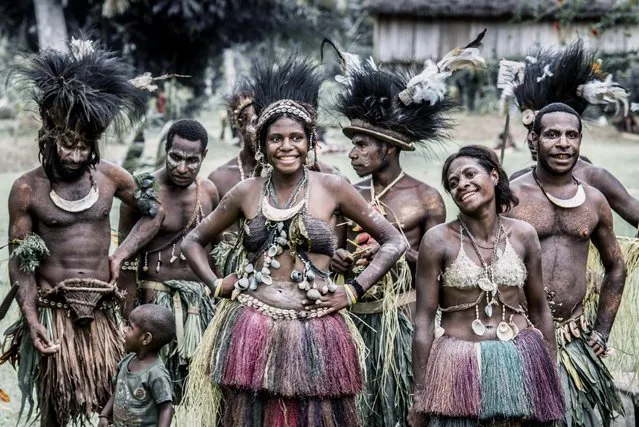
top-left (177, 53), bottom-right (406, 426)
top-left (0, 38), bottom-right (164, 426)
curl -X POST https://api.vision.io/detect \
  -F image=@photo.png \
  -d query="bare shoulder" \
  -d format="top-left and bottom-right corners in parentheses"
top-left (581, 181), bottom-right (608, 208)
top-left (421, 221), bottom-right (452, 247)
top-left (96, 160), bottom-right (133, 184)
top-left (207, 157), bottom-right (236, 182)
top-left (199, 177), bottom-right (220, 198)
top-left (509, 170), bottom-right (535, 191)
top-left (313, 170), bottom-right (351, 192)
top-left (502, 216), bottom-right (537, 240)
top-left (10, 167), bottom-right (42, 200)
top-left (408, 176), bottom-right (443, 201)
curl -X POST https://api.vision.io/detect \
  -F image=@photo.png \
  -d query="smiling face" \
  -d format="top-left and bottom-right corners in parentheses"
top-left (446, 156), bottom-right (498, 214)
top-left (534, 111), bottom-right (581, 175)
top-left (264, 116), bottom-right (309, 174)
top-left (348, 133), bottom-right (389, 177)
top-left (166, 135), bottom-right (207, 187)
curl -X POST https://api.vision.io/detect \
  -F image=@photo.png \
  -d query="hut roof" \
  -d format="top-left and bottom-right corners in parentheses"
top-left (366, 0), bottom-right (636, 20)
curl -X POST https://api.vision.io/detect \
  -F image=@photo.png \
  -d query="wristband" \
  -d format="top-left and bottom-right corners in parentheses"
top-left (213, 278), bottom-right (223, 299)
top-left (343, 284), bottom-right (357, 306)
top-left (348, 279), bottom-right (366, 300)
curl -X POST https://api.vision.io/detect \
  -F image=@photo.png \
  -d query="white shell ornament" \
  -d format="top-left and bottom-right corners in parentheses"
top-left (471, 319), bottom-right (486, 336)
top-left (497, 322), bottom-right (515, 341)
top-left (478, 277), bottom-right (496, 292)
top-left (307, 289), bottom-right (322, 301)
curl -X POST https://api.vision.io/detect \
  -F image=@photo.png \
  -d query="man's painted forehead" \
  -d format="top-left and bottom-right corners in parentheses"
top-left (540, 111), bottom-right (581, 131)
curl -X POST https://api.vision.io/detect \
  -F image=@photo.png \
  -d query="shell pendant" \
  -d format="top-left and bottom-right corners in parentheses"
top-left (478, 277), bottom-right (496, 292)
top-left (497, 321), bottom-right (515, 341)
top-left (471, 319), bottom-right (486, 336)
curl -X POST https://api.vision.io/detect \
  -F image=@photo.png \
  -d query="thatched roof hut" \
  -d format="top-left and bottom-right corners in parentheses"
top-left (366, 0), bottom-right (639, 64)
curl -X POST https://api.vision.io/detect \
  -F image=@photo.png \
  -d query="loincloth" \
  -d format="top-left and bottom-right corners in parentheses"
top-left (1, 278), bottom-right (124, 426)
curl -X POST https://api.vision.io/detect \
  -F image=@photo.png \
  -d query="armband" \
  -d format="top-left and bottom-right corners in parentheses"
top-left (133, 172), bottom-right (161, 218)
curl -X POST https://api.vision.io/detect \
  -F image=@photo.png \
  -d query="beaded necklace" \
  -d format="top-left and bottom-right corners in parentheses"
top-left (237, 154), bottom-right (246, 181)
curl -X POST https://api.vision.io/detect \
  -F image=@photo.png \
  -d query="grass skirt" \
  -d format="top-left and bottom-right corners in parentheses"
top-left (555, 323), bottom-right (624, 426)
top-left (414, 329), bottom-right (564, 425)
top-left (178, 298), bottom-right (364, 426)
top-left (142, 279), bottom-right (214, 402)
top-left (1, 280), bottom-right (123, 425)
top-left (585, 237), bottom-right (639, 385)
top-left (352, 310), bottom-right (413, 427)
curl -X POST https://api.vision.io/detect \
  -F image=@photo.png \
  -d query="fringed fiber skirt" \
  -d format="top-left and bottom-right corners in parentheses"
top-left (140, 279), bottom-right (214, 402)
top-left (351, 303), bottom-right (413, 427)
top-left (555, 316), bottom-right (624, 427)
top-left (414, 328), bottom-right (564, 426)
top-left (178, 297), bottom-right (364, 427)
top-left (1, 278), bottom-right (124, 426)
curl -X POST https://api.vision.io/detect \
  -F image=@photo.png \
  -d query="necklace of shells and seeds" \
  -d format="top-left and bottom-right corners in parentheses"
top-left (233, 168), bottom-right (337, 303)
top-left (455, 215), bottom-right (528, 341)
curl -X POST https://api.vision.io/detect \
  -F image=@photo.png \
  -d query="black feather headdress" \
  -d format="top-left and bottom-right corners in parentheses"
top-left (512, 40), bottom-right (596, 127)
top-left (247, 54), bottom-right (323, 146)
top-left (336, 67), bottom-right (454, 151)
top-left (11, 38), bottom-right (147, 180)
top-left (327, 31), bottom-right (486, 151)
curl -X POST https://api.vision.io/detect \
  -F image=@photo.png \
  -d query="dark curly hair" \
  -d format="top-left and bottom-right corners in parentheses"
top-left (442, 145), bottom-right (519, 213)
top-left (532, 102), bottom-right (582, 135)
top-left (165, 119), bottom-right (209, 151)
top-left (130, 304), bottom-right (176, 351)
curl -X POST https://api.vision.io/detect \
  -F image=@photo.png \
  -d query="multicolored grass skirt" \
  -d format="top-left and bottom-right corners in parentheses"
top-left (0, 279), bottom-right (123, 426)
top-left (141, 279), bottom-right (214, 403)
top-left (414, 328), bottom-right (564, 425)
top-left (178, 298), bottom-right (363, 426)
top-left (351, 308), bottom-right (413, 427)
top-left (555, 318), bottom-right (624, 427)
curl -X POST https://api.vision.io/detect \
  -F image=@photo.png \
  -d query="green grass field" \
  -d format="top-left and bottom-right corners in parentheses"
top-left (0, 110), bottom-right (638, 423)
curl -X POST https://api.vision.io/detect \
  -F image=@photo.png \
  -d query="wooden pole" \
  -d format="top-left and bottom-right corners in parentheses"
top-left (500, 103), bottom-right (510, 164)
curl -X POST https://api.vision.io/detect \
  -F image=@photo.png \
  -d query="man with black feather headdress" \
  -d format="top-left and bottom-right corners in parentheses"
top-left (508, 42), bottom-right (639, 235)
top-left (502, 41), bottom-right (629, 426)
top-left (1, 39), bottom-right (164, 426)
top-left (326, 33), bottom-right (486, 427)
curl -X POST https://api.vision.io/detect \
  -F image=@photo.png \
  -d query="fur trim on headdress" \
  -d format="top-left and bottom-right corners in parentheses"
top-left (328, 31), bottom-right (488, 151)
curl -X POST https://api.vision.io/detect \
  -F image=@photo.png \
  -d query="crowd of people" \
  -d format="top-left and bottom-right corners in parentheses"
top-left (1, 34), bottom-right (638, 427)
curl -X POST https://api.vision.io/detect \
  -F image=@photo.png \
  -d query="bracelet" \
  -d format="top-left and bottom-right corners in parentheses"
top-left (121, 259), bottom-right (139, 271)
top-left (343, 284), bottom-right (357, 306)
top-left (348, 279), bottom-right (366, 300)
top-left (213, 278), bottom-right (223, 299)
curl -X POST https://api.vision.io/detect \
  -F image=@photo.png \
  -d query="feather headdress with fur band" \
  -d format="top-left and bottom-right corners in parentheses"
top-left (12, 38), bottom-right (147, 181)
top-left (328, 31), bottom-right (486, 151)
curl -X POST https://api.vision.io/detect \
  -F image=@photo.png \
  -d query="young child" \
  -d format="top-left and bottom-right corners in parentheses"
top-left (99, 304), bottom-right (176, 427)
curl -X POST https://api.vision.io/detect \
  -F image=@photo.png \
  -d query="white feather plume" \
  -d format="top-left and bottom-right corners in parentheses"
top-left (69, 38), bottom-right (95, 61)
top-left (577, 75), bottom-right (630, 116)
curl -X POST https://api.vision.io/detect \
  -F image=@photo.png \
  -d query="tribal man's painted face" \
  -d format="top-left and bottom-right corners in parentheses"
top-left (237, 104), bottom-right (257, 151)
top-left (446, 157), bottom-right (498, 214)
top-left (166, 135), bottom-right (207, 187)
top-left (55, 134), bottom-right (93, 178)
top-left (533, 112), bottom-right (582, 176)
top-left (348, 133), bottom-right (389, 177)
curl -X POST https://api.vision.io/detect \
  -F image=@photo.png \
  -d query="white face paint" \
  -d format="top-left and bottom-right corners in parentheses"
top-left (166, 136), bottom-right (206, 187)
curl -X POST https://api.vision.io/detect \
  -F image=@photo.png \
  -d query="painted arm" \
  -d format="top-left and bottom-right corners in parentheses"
top-left (337, 178), bottom-right (407, 290)
top-left (521, 223), bottom-right (556, 359)
top-left (117, 202), bottom-right (142, 318)
top-left (411, 228), bottom-right (443, 393)
top-left (590, 196), bottom-right (626, 355)
top-left (110, 167), bottom-right (164, 282)
top-left (407, 190), bottom-right (446, 265)
top-left (8, 179), bottom-right (57, 355)
top-left (182, 182), bottom-right (247, 294)
top-left (587, 167), bottom-right (639, 229)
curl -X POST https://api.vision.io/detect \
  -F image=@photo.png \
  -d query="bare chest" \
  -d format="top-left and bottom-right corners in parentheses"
top-left (159, 187), bottom-right (213, 234)
top-left (33, 183), bottom-right (114, 228)
top-left (514, 198), bottom-right (598, 240)
top-left (361, 188), bottom-right (424, 231)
